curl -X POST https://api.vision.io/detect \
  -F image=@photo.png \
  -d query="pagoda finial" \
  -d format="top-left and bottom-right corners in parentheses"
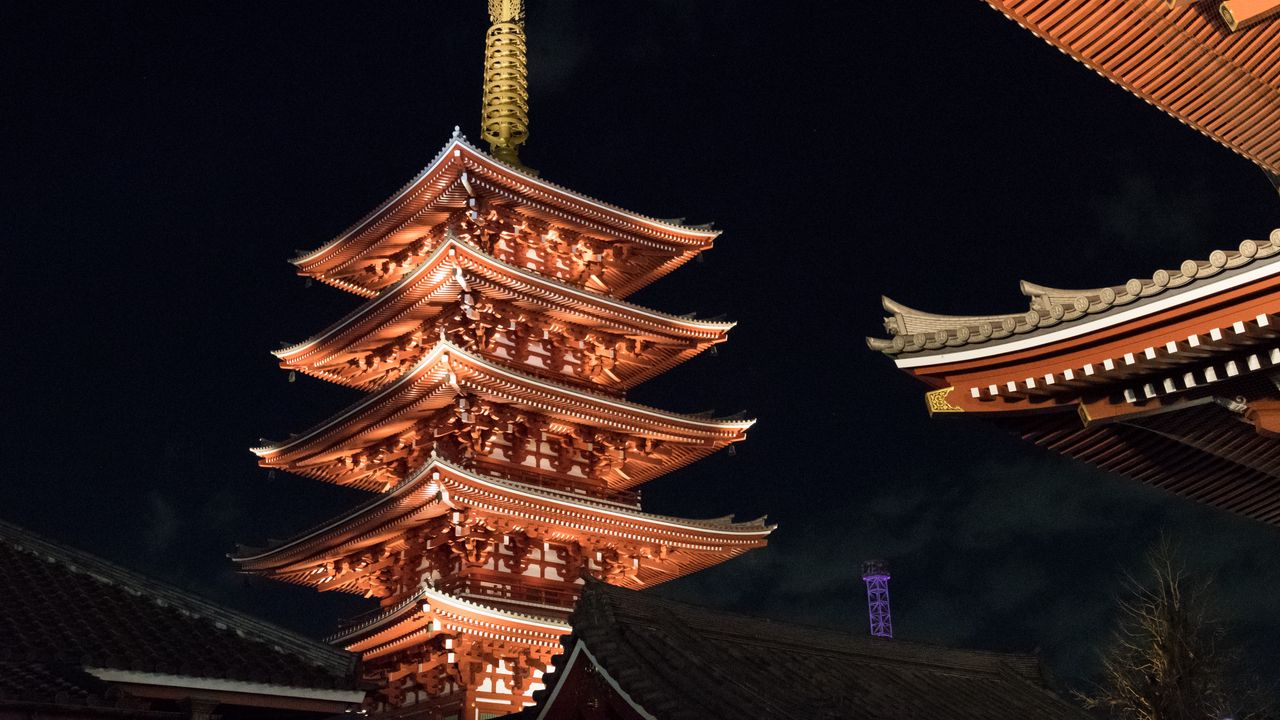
top-left (482, 0), bottom-right (530, 169)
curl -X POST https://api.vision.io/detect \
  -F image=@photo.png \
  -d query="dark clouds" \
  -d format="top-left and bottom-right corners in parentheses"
top-left (648, 428), bottom-right (1280, 687)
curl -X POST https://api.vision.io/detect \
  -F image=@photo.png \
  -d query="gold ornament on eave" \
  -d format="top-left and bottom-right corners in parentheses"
top-left (925, 387), bottom-right (964, 416)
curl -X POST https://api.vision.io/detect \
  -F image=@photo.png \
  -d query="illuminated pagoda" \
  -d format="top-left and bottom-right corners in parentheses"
top-left (869, 2), bottom-right (1280, 526)
top-left (233, 2), bottom-right (772, 717)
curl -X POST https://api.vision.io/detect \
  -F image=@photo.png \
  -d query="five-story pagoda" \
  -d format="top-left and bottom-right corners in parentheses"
top-left (232, 2), bottom-right (773, 717)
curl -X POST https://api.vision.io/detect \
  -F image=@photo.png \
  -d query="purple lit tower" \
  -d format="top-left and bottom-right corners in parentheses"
top-left (861, 560), bottom-right (893, 638)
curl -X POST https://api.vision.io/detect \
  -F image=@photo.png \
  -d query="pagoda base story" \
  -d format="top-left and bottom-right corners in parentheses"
top-left (333, 584), bottom-right (568, 718)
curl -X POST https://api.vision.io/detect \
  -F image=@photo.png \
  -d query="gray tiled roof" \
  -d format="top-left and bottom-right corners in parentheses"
top-left (869, 230), bottom-right (1280, 356)
top-left (0, 520), bottom-right (358, 690)
top-left (528, 579), bottom-right (1092, 720)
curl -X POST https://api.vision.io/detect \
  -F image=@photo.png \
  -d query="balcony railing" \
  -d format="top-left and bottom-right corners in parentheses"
top-left (437, 576), bottom-right (578, 611)
top-left (474, 463), bottom-right (642, 507)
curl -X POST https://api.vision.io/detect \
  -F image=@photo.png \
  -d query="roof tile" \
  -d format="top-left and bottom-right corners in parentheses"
top-left (527, 580), bottom-right (1091, 720)
top-left (0, 521), bottom-right (358, 691)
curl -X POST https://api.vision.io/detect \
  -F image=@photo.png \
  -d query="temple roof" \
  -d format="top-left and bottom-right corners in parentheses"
top-left (869, 229), bottom-right (1280, 361)
top-left (292, 132), bottom-right (718, 297)
top-left (328, 581), bottom-right (569, 660)
top-left (234, 456), bottom-right (773, 590)
top-left (0, 662), bottom-right (162, 716)
top-left (0, 520), bottom-right (359, 692)
top-left (523, 579), bottom-right (1090, 720)
top-left (254, 340), bottom-right (752, 490)
top-left (982, 0), bottom-right (1280, 179)
top-left (866, 227), bottom-right (1280, 524)
top-left (998, 400), bottom-right (1280, 525)
top-left (276, 234), bottom-right (732, 391)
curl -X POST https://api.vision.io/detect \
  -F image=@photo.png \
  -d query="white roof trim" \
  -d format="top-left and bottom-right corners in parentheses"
top-left (84, 668), bottom-right (366, 704)
top-left (458, 139), bottom-right (717, 239)
top-left (255, 340), bottom-right (751, 455)
top-left (278, 237), bottom-right (733, 359)
top-left (231, 476), bottom-right (438, 562)
top-left (295, 135), bottom-right (716, 268)
top-left (293, 138), bottom-right (465, 267)
top-left (423, 588), bottom-right (571, 633)
top-left (235, 456), bottom-right (768, 568)
top-left (535, 640), bottom-right (658, 720)
top-left (895, 257), bottom-right (1280, 369)
top-left (455, 464), bottom-right (770, 536)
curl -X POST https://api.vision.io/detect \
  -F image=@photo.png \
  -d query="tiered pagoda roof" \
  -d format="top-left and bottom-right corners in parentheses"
top-left (234, 456), bottom-right (772, 596)
top-left (292, 133), bottom-right (719, 298)
top-left (255, 339), bottom-right (752, 492)
top-left (242, 112), bottom-right (769, 714)
top-left (981, 0), bottom-right (1280, 181)
top-left (275, 233), bottom-right (732, 392)
top-left (330, 583), bottom-right (569, 664)
top-left (328, 583), bottom-right (570, 712)
top-left (869, 230), bottom-right (1280, 524)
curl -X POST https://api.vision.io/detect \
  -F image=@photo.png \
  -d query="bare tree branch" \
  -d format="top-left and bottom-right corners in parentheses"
top-left (1075, 536), bottom-right (1276, 720)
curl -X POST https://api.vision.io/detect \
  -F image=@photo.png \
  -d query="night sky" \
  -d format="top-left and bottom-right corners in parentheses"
top-left (5, 0), bottom-right (1279, 693)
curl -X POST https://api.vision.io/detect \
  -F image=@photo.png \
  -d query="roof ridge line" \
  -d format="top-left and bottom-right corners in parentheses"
top-left (325, 585), bottom-right (427, 643)
top-left (443, 460), bottom-right (775, 532)
top-left (291, 136), bottom-right (464, 267)
top-left (0, 520), bottom-right (355, 676)
top-left (591, 581), bottom-right (1041, 667)
top-left (579, 580), bottom-right (799, 719)
top-left (293, 133), bottom-right (719, 268)
top-left (238, 457), bottom-right (773, 566)
top-left (451, 135), bottom-right (720, 237)
top-left (255, 339), bottom-right (754, 456)
top-left (327, 579), bottom-right (568, 644)
top-left (871, 230), bottom-right (1280, 355)
top-left (277, 236), bottom-right (736, 359)
top-left (232, 473), bottom-right (433, 563)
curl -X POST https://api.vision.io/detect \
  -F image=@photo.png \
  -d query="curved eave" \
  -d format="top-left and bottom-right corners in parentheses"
top-left (869, 233), bottom-right (1280, 366)
top-left (237, 457), bottom-right (772, 576)
top-left (292, 134), bottom-right (717, 278)
top-left (331, 583), bottom-right (570, 654)
top-left (231, 471), bottom-right (443, 568)
top-left (451, 460), bottom-right (775, 537)
top-left (253, 341), bottom-right (753, 459)
top-left (983, 0), bottom-right (1280, 176)
top-left (1005, 406), bottom-right (1280, 526)
top-left (274, 237), bottom-right (734, 370)
top-left (454, 137), bottom-right (718, 244)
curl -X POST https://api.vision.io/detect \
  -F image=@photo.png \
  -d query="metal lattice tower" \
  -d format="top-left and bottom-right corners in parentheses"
top-left (861, 560), bottom-right (893, 639)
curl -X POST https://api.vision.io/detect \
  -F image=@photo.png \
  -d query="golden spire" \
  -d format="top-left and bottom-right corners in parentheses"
top-left (482, 0), bottom-right (530, 168)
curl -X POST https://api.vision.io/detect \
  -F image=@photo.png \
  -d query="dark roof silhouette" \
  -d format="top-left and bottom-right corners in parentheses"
top-left (525, 579), bottom-right (1092, 720)
top-left (0, 520), bottom-right (358, 695)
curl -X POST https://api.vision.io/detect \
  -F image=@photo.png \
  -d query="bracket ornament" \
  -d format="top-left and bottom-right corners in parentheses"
top-left (925, 386), bottom-right (964, 416)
